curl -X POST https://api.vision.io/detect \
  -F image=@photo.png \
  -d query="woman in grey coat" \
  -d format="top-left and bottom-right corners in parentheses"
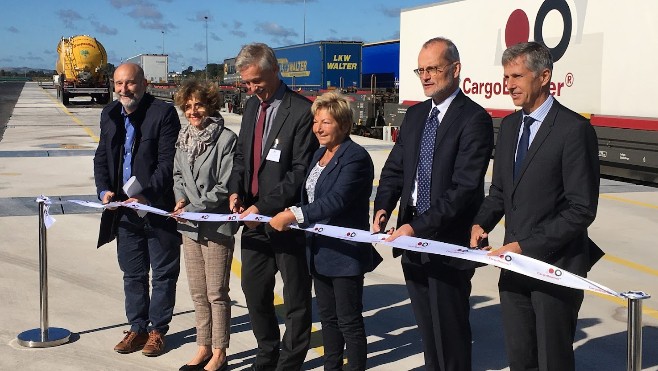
top-left (172, 80), bottom-right (237, 371)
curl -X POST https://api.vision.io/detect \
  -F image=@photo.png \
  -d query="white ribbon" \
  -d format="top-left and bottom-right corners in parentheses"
top-left (58, 199), bottom-right (620, 297)
top-left (36, 195), bottom-right (56, 229)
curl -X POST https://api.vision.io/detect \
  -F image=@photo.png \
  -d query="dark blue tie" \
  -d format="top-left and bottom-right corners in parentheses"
top-left (514, 115), bottom-right (534, 180)
top-left (416, 107), bottom-right (440, 214)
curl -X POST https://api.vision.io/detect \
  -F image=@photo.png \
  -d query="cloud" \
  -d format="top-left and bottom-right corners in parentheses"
top-left (20, 52), bottom-right (45, 62)
top-left (223, 20), bottom-right (246, 37)
top-left (192, 42), bottom-right (205, 52)
top-left (387, 30), bottom-right (400, 40)
top-left (189, 57), bottom-right (205, 69)
top-left (57, 9), bottom-right (84, 29)
top-left (111, 0), bottom-right (175, 31)
top-left (105, 50), bottom-right (121, 64)
top-left (167, 51), bottom-right (185, 66)
top-left (43, 49), bottom-right (56, 55)
top-left (109, 0), bottom-right (134, 8)
top-left (190, 11), bottom-right (213, 22)
top-left (210, 32), bottom-right (222, 42)
top-left (7, 26), bottom-right (19, 33)
top-left (110, 0), bottom-right (135, 9)
top-left (130, 3), bottom-right (163, 20)
top-left (329, 28), bottom-right (337, 35)
top-left (379, 6), bottom-right (400, 18)
top-left (139, 20), bottom-right (176, 32)
top-left (255, 22), bottom-right (298, 38)
top-left (91, 20), bottom-right (118, 35)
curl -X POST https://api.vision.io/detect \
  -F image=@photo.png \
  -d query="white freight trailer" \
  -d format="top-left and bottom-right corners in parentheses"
top-left (126, 54), bottom-right (169, 83)
top-left (399, 0), bottom-right (658, 183)
top-left (400, 0), bottom-right (658, 119)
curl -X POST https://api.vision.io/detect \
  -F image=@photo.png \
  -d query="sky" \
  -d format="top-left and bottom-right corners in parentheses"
top-left (0, 0), bottom-right (435, 72)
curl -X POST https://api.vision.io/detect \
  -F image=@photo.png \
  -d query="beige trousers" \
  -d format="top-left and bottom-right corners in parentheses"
top-left (182, 235), bottom-right (234, 348)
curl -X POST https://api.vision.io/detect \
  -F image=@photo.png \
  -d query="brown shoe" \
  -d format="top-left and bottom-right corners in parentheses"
top-left (142, 330), bottom-right (165, 357)
top-left (114, 330), bottom-right (148, 354)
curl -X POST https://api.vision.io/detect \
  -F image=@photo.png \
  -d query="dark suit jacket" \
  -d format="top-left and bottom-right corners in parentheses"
top-left (374, 91), bottom-right (494, 270)
top-left (473, 99), bottom-right (603, 276)
top-left (228, 84), bottom-right (319, 217)
top-left (93, 93), bottom-right (181, 246)
top-left (297, 137), bottom-right (382, 277)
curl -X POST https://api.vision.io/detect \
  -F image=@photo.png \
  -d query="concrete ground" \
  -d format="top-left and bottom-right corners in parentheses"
top-left (1, 82), bottom-right (657, 370)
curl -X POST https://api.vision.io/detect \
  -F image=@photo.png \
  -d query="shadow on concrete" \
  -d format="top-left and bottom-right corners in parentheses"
top-left (0, 81), bottom-right (25, 142)
top-left (575, 323), bottom-right (658, 370)
top-left (75, 309), bottom-right (193, 336)
top-left (164, 327), bottom-right (196, 353)
top-left (302, 283), bottom-right (508, 371)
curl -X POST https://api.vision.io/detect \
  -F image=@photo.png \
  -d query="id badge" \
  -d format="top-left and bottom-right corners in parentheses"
top-left (266, 148), bottom-right (281, 162)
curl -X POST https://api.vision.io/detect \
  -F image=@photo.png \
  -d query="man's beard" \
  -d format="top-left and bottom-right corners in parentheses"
top-left (119, 93), bottom-right (143, 111)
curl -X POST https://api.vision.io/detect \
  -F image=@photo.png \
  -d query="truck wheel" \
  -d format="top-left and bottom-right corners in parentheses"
top-left (96, 93), bottom-right (110, 105)
top-left (61, 91), bottom-right (69, 106)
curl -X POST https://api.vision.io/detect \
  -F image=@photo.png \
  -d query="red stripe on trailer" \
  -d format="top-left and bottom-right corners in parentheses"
top-left (487, 109), bottom-right (515, 118)
top-left (590, 115), bottom-right (658, 131)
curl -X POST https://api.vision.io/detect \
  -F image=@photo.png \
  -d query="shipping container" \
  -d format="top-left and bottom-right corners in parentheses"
top-left (223, 57), bottom-right (239, 85)
top-left (275, 41), bottom-right (362, 90)
top-left (362, 40), bottom-right (400, 90)
top-left (126, 54), bottom-right (169, 83)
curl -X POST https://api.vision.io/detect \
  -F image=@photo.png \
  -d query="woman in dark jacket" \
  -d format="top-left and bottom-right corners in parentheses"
top-left (172, 80), bottom-right (237, 371)
top-left (270, 91), bottom-right (382, 371)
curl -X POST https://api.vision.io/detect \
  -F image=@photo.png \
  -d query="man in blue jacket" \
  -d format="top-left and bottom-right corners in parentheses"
top-left (93, 63), bottom-right (181, 357)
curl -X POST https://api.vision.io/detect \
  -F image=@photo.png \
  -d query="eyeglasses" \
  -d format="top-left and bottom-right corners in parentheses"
top-left (413, 62), bottom-right (457, 77)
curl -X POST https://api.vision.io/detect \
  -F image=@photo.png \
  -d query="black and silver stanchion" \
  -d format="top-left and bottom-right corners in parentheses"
top-left (16, 198), bottom-right (71, 348)
top-left (620, 290), bottom-right (651, 371)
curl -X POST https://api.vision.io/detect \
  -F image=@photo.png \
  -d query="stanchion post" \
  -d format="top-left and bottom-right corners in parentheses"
top-left (39, 199), bottom-right (49, 340)
top-left (621, 290), bottom-right (651, 371)
top-left (16, 198), bottom-right (71, 348)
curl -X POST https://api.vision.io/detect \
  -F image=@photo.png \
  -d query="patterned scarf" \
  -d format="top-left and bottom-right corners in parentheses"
top-left (176, 115), bottom-right (223, 168)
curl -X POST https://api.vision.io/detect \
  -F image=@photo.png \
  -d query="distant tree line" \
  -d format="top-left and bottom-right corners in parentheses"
top-left (181, 63), bottom-right (224, 81)
top-left (0, 69), bottom-right (56, 78)
top-left (0, 62), bottom-right (226, 83)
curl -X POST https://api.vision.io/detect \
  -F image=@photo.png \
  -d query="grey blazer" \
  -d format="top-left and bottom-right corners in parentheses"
top-left (173, 123), bottom-right (239, 241)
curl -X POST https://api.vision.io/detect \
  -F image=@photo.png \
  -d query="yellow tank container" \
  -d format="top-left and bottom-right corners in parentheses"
top-left (56, 35), bottom-right (108, 84)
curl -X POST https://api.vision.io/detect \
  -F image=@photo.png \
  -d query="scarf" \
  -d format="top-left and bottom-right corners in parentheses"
top-left (176, 115), bottom-right (223, 168)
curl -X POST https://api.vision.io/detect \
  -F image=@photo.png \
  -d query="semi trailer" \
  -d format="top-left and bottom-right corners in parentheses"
top-left (399, 0), bottom-right (658, 184)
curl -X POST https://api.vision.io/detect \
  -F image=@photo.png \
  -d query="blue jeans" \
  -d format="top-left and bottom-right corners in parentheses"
top-left (117, 211), bottom-right (180, 334)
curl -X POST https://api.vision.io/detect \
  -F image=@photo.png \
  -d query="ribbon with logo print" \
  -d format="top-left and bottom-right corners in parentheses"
top-left (52, 199), bottom-right (619, 297)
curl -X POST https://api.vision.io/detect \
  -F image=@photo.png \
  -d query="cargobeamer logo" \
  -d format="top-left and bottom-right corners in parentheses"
top-left (504, 0), bottom-right (575, 62)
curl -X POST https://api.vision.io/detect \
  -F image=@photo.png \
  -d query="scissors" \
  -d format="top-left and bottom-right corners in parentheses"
top-left (372, 213), bottom-right (387, 235)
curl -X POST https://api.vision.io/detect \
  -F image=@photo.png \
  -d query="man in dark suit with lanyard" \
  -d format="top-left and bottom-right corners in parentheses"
top-left (228, 43), bottom-right (318, 371)
top-left (470, 42), bottom-right (602, 371)
top-left (94, 63), bottom-right (181, 357)
top-left (373, 37), bottom-right (494, 370)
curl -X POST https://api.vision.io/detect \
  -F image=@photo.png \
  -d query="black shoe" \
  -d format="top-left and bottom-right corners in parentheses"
top-left (179, 357), bottom-right (211, 371)
top-left (214, 359), bottom-right (228, 371)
